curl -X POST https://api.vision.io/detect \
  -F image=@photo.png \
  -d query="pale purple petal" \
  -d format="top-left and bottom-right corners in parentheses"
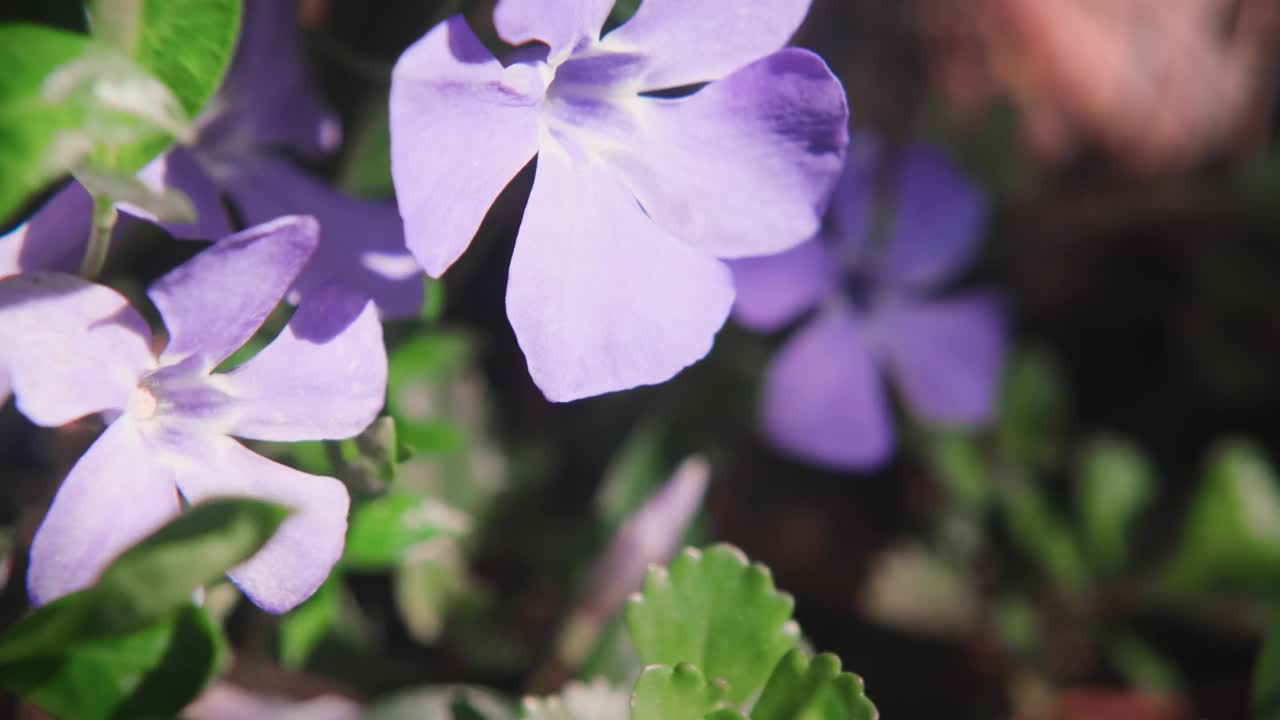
top-left (200, 0), bottom-right (341, 157)
top-left (729, 239), bottom-right (835, 332)
top-left (122, 148), bottom-right (233, 240)
top-left (27, 420), bottom-right (180, 604)
top-left (174, 435), bottom-right (349, 613)
top-left (494, 0), bottom-right (613, 61)
top-left (506, 140), bottom-right (734, 402)
top-left (221, 156), bottom-right (423, 319)
top-left (0, 182), bottom-right (92, 277)
top-left (390, 15), bottom-right (542, 277)
top-left (610, 49), bottom-right (848, 259)
top-left (602, 0), bottom-right (812, 89)
top-left (0, 273), bottom-right (153, 426)
top-left (763, 303), bottom-right (893, 470)
top-left (883, 145), bottom-right (986, 291)
top-left (224, 286), bottom-right (386, 442)
top-left (148, 216), bottom-right (317, 369)
top-left (876, 293), bottom-right (1005, 425)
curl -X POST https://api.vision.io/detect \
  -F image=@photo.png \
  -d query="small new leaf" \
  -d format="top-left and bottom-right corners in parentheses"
top-left (627, 545), bottom-right (799, 705)
top-left (630, 664), bottom-right (729, 720)
top-left (751, 650), bottom-right (877, 720)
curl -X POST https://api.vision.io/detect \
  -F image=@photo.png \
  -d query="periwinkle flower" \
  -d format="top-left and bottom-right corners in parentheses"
top-left (0, 216), bottom-right (387, 612)
top-left (390, 0), bottom-right (849, 401)
top-left (0, 0), bottom-right (422, 318)
top-left (731, 139), bottom-right (1006, 470)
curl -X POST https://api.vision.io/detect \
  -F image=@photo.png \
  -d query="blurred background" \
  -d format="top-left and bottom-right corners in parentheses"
top-left (3, 0), bottom-right (1280, 718)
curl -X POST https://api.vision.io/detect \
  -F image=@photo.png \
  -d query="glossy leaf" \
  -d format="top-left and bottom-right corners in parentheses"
top-left (0, 603), bottom-right (224, 720)
top-left (627, 545), bottom-right (799, 705)
top-left (750, 650), bottom-right (877, 720)
top-left (630, 664), bottom-right (728, 720)
top-left (87, 0), bottom-right (241, 171)
top-left (0, 24), bottom-right (185, 220)
top-left (0, 498), bottom-right (286, 660)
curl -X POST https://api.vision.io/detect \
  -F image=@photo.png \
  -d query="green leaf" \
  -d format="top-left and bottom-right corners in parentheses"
top-left (0, 603), bottom-right (224, 720)
top-left (521, 678), bottom-right (628, 720)
top-left (279, 577), bottom-right (341, 669)
top-left (630, 664), bottom-right (729, 720)
top-left (342, 493), bottom-right (466, 571)
top-left (750, 650), bottom-right (877, 720)
top-left (1254, 607), bottom-right (1280, 720)
top-left (627, 545), bottom-right (799, 705)
top-left (0, 24), bottom-right (186, 220)
top-left (86, 0), bottom-right (241, 171)
top-left (1076, 435), bottom-right (1155, 576)
top-left (999, 348), bottom-right (1069, 469)
top-left (0, 498), bottom-right (285, 661)
top-left (1162, 440), bottom-right (1280, 596)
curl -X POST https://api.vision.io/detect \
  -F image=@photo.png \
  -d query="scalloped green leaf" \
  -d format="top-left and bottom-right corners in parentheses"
top-left (521, 678), bottom-right (628, 720)
top-left (86, 0), bottom-right (241, 172)
top-left (750, 650), bottom-right (877, 720)
top-left (630, 664), bottom-right (729, 720)
top-left (626, 545), bottom-right (799, 705)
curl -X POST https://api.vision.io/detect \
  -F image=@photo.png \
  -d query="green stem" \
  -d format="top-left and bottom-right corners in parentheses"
top-left (79, 194), bottom-right (118, 279)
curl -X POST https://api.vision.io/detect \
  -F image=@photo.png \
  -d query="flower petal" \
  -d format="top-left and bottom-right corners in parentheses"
top-left (0, 182), bottom-right (92, 277)
top-left (763, 303), bottom-right (893, 470)
top-left (494, 0), bottom-right (613, 61)
top-left (827, 133), bottom-right (879, 259)
top-left (0, 273), bottom-right (153, 426)
top-left (610, 49), bottom-right (848, 259)
top-left (878, 294), bottom-right (1006, 425)
top-left (389, 15), bottom-right (543, 277)
top-left (148, 216), bottom-right (317, 370)
top-left (28, 420), bottom-right (180, 604)
top-left (729, 239), bottom-right (835, 332)
top-left (506, 140), bottom-right (734, 402)
top-left (883, 144), bottom-right (987, 290)
top-left (122, 148), bottom-right (233, 241)
top-left (200, 0), bottom-right (340, 157)
top-left (174, 435), bottom-right (349, 613)
top-left (222, 156), bottom-right (423, 320)
top-left (602, 0), bottom-right (812, 89)
top-left (224, 286), bottom-right (386, 442)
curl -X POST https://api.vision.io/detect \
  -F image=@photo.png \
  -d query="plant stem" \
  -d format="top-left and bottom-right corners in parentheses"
top-left (79, 194), bottom-right (118, 279)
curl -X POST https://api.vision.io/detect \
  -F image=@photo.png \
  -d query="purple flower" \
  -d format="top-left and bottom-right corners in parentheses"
top-left (389, 0), bottom-right (849, 401)
top-left (731, 139), bottom-right (1006, 470)
top-left (0, 0), bottom-right (423, 319)
top-left (0, 216), bottom-right (387, 612)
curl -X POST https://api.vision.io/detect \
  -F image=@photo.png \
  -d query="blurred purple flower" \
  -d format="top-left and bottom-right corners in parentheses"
top-left (731, 139), bottom-right (1006, 470)
top-left (0, 216), bottom-right (387, 613)
top-left (390, 0), bottom-right (849, 401)
top-left (0, 0), bottom-right (423, 319)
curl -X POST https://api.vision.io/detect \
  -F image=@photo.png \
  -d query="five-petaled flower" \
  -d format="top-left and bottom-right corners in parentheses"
top-left (730, 138), bottom-right (1007, 470)
top-left (390, 0), bottom-right (850, 401)
top-left (0, 216), bottom-right (387, 612)
top-left (0, 0), bottom-right (423, 319)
